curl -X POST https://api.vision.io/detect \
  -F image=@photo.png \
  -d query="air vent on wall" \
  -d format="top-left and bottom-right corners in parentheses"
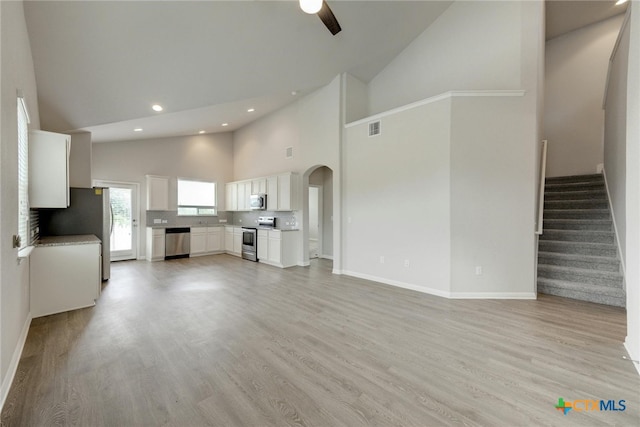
top-left (368, 120), bottom-right (381, 137)
top-left (285, 146), bottom-right (293, 159)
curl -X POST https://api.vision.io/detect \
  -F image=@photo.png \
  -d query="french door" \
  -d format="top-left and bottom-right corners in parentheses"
top-left (94, 180), bottom-right (139, 261)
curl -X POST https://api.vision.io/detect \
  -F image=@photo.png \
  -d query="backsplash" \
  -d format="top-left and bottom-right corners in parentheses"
top-left (145, 210), bottom-right (298, 229)
top-left (146, 210), bottom-right (233, 227)
top-left (232, 211), bottom-right (298, 229)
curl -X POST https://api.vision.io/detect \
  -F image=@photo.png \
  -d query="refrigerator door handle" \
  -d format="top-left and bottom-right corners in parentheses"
top-left (110, 204), bottom-right (114, 235)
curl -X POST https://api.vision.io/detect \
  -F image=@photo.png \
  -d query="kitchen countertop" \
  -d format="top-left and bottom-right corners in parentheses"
top-left (148, 224), bottom-right (299, 231)
top-left (35, 234), bottom-right (101, 247)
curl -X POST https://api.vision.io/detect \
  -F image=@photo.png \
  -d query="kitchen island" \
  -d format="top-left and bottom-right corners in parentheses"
top-left (31, 234), bottom-right (102, 318)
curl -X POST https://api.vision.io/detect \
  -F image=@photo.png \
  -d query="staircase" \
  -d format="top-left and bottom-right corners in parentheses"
top-left (537, 173), bottom-right (626, 307)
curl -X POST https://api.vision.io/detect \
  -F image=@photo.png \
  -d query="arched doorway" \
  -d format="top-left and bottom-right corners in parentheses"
top-left (302, 165), bottom-right (334, 267)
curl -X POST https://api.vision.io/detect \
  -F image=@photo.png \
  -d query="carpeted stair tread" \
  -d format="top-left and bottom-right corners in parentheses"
top-left (537, 278), bottom-right (625, 307)
top-left (545, 182), bottom-right (605, 192)
top-left (545, 190), bottom-right (607, 201)
top-left (539, 229), bottom-right (615, 244)
top-left (537, 251), bottom-right (620, 272)
top-left (539, 240), bottom-right (617, 257)
top-left (545, 174), bottom-right (604, 184)
top-left (544, 199), bottom-right (609, 210)
top-left (543, 219), bottom-right (612, 231)
top-left (537, 264), bottom-right (623, 288)
top-left (543, 209), bottom-right (610, 220)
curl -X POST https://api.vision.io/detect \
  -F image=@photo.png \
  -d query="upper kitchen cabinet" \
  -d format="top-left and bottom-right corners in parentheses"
top-left (29, 130), bottom-right (71, 208)
top-left (146, 175), bottom-right (169, 210)
top-left (225, 172), bottom-right (299, 212)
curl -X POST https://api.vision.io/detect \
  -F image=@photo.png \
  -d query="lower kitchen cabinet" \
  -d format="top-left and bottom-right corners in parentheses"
top-left (31, 241), bottom-right (101, 318)
top-left (259, 230), bottom-right (299, 268)
top-left (146, 227), bottom-right (165, 261)
top-left (191, 226), bottom-right (223, 256)
top-left (224, 226), bottom-right (242, 256)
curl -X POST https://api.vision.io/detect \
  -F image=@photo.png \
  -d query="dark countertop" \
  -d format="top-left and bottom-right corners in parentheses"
top-left (35, 234), bottom-right (101, 247)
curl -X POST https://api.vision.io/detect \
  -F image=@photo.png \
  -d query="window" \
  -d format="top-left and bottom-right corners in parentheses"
top-left (177, 178), bottom-right (217, 216)
top-left (17, 96), bottom-right (30, 248)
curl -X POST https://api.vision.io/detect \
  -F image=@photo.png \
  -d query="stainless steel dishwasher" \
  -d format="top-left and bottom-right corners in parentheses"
top-left (165, 227), bottom-right (190, 259)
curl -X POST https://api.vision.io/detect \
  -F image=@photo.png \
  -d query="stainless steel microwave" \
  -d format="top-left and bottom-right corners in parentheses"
top-left (249, 193), bottom-right (267, 210)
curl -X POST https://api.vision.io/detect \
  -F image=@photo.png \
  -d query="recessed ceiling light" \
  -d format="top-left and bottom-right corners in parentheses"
top-left (198, 130), bottom-right (206, 134)
top-left (134, 128), bottom-right (143, 132)
top-left (152, 104), bottom-right (163, 112)
top-left (291, 90), bottom-right (298, 96)
top-left (247, 108), bottom-right (255, 113)
top-left (221, 123), bottom-right (229, 127)
top-left (615, 0), bottom-right (628, 5)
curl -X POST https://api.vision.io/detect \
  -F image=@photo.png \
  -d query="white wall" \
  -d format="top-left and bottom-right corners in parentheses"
top-left (69, 131), bottom-right (92, 188)
top-left (343, 99), bottom-right (452, 296)
top-left (92, 133), bottom-right (234, 257)
top-left (233, 76), bottom-right (341, 180)
top-left (545, 15), bottom-right (624, 177)
top-left (367, 1), bottom-right (522, 115)
top-left (0, 0), bottom-right (40, 407)
top-left (449, 96), bottom-right (536, 296)
top-left (233, 76), bottom-right (342, 269)
top-left (624, 1), bottom-right (640, 376)
top-left (604, 14), bottom-right (630, 264)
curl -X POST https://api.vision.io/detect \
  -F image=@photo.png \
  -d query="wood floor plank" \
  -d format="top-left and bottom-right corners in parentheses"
top-left (1, 255), bottom-right (639, 426)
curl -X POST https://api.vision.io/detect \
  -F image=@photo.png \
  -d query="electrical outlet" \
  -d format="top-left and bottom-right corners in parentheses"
top-left (475, 266), bottom-right (482, 275)
top-left (379, 256), bottom-right (385, 264)
top-left (161, 220), bottom-right (168, 224)
top-left (154, 219), bottom-right (161, 224)
top-left (404, 259), bottom-right (410, 267)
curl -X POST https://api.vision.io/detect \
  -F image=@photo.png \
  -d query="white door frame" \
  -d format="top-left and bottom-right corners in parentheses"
top-left (309, 184), bottom-right (323, 259)
top-left (93, 179), bottom-right (140, 261)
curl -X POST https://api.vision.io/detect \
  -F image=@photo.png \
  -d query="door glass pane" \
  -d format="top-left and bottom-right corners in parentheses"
top-left (110, 188), bottom-right (132, 251)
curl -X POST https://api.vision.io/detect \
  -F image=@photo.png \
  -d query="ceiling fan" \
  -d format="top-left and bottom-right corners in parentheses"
top-left (300, 0), bottom-right (342, 36)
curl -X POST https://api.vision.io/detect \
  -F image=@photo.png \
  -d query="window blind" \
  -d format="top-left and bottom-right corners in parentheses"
top-left (17, 96), bottom-right (30, 248)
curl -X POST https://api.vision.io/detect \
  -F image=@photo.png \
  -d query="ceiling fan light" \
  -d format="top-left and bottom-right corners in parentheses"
top-left (300, 0), bottom-right (322, 14)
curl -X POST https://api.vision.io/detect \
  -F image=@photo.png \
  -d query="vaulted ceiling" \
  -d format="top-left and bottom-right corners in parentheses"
top-left (23, 1), bottom-right (627, 143)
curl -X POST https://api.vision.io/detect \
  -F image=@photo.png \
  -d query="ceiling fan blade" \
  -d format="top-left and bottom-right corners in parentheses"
top-left (317, 1), bottom-right (341, 35)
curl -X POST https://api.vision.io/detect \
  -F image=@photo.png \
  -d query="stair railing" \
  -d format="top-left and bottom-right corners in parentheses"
top-left (536, 140), bottom-right (548, 235)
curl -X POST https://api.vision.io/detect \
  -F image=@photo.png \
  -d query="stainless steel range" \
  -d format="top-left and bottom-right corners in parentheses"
top-left (241, 227), bottom-right (258, 261)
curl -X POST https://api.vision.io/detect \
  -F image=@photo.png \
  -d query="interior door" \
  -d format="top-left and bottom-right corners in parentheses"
top-left (94, 180), bottom-right (139, 261)
top-left (308, 186), bottom-right (322, 259)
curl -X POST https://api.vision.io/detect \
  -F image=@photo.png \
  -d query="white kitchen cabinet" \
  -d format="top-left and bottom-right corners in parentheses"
top-left (234, 227), bottom-right (243, 254)
top-left (267, 176), bottom-right (278, 211)
top-left (206, 227), bottom-right (223, 252)
top-left (277, 173), bottom-right (293, 211)
top-left (29, 130), bottom-right (71, 208)
top-left (146, 175), bottom-right (169, 210)
top-left (31, 241), bottom-right (101, 318)
top-left (260, 230), bottom-right (299, 268)
top-left (237, 181), bottom-right (251, 211)
top-left (257, 229), bottom-right (268, 260)
top-left (225, 226), bottom-right (242, 256)
top-left (225, 182), bottom-right (237, 211)
top-left (252, 178), bottom-right (267, 195)
top-left (190, 227), bottom-right (207, 255)
top-left (146, 227), bottom-right (166, 261)
top-left (191, 226), bottom-right (223, 256)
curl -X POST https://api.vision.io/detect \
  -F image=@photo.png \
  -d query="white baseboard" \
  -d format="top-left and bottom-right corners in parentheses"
top-left (320, 254), bottom-right (334, 260)
top-left (1, 313), bottom-right (32, 412)
top-left (342, 270), bottom-right (536, 300)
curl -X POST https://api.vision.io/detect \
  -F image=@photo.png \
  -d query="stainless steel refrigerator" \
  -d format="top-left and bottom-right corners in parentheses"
top-left (39, 187), bottom-right (111, 280)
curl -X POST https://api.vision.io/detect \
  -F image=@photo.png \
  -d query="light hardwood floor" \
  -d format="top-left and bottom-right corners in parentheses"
top-left (2, 255), bottom-right (639, 426)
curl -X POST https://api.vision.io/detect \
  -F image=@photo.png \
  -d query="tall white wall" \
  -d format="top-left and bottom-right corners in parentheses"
top-left (545, 15), bottom-right (624, 177)
top-left (604, 14), bottom-right (630, 265)
top-left (367, 1), bottom-right (523, 115)
top-left (233, 76), bottom-right (341, 179)
top-left (624, 1), bottom-right (640, 375)
top-left (0, 0), bottom-right (40, 406)
top-left (233, 76), bottom-right (342, 269)
top-left (343, 99), bottom-right (452, 296)
top-left (92, 133), bottom-right (234, 257)
top-left (449, 96), bottom-right (536, 296)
